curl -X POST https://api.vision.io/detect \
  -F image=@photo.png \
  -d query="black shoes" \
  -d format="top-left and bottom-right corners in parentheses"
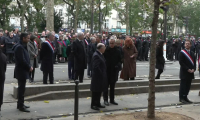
top-left (97, 104), bottom-right (105, 108)
top-left (180, 99), bottom-right (189, 104)
top-left (110, 100), bottom-right (118, 105)
top-left (91, 106), bottom-right (100, 110)
top-left (17, 104), bottom-right (30, 109)
top-left (19, 106), bottom-right (30, 112)
top-left (104, 101), bottom-right (109, 106)
top-left (179, 97), bottom-right (193, 104)
top-left (185, 98), bottom-right (193, 103)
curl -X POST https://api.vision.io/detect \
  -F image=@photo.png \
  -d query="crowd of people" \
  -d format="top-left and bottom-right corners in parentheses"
top-left (0, 28), bottom-right (199, 114)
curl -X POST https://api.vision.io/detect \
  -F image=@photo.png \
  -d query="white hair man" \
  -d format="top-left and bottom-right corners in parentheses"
top-left (72, 32), bottom-right (87, 83)
top-left (90, 43), bottom-right (107, 110)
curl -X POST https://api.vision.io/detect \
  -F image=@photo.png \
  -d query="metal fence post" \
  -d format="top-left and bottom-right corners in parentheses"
top-left (74, 80), bottom-right (79, 120)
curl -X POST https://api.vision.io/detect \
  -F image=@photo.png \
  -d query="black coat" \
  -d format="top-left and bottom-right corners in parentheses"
top-left (90, 51), bottom-right (107, 92)
top-left (5, 37), bottom-right (16, 54)
top-left (40, 40), bottom-right (54, 72)
top-left (104, 46), bottom-right (122, 82)
top-left (87, 43), bottom-right (95, 64)
top-left (179, 49), bottom-right (196, 80)
top-left (13, 41), bottom-right (31, 80)
top-left (66, 44), bottom-right (74, 62)
top-left (0, 50), bottom-right (7, 81)
top-left (72, 39), bottom-right (87, 71)
top-left (156, 46), bottom-right (165, 70)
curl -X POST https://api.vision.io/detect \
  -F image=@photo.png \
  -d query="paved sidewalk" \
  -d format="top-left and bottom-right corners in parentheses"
top-left (1, 90), bottom-right (200, 120)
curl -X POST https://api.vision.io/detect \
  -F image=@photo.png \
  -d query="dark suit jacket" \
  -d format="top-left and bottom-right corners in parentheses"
top-left (90, 51), bottom-right (107, 92)
top-left (13, 41), bottom-right (31, 80)
top-left (179, 49), bottom-right (196, 80)
top-left (40, 40), bottom-right (54, 72)
top-left (104, 46), bottom-right (122, 82)
top-left (0, 51), bottom-right (7, 81)
top-left (87, 43), bottom-right (94, 64)
top-left (72, 39), bottom-right (87, 71)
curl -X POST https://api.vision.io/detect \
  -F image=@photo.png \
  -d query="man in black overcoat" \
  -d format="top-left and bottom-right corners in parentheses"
top-left (179, 40), bottom-right (196, 104)
top-left (90, 43), bottom-right (107, 110)
top-left (13, 33), bottom-right (33, 112)
top-left (103, 39), bottom-right (121, 106)
top-left (0, 46), bottom-right (7, 113)
top-left (40, 32), bottom-right (55, 84)
top-left (72, 32), bottom-right (87, 83)
top-left (87, 37), bottom-right (96, 78)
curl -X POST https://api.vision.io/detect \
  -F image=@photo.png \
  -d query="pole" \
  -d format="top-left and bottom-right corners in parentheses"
top-left (74, 80), bottom-right (79, 120)
top-left (90, 0), bottom-right (94, 34)
top-left (185, 18), bottom-right (188, 36)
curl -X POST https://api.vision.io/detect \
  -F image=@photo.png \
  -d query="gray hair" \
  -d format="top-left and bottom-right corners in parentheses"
top-left (46, 32), bottom-right (53, 38)
top-left (109, 38), bottom-right (116, 43)
top-left (97, 43), bottom-right (105, 50)
top-left (90, 37), bottom-right (96, 41)
top-left (97, 35), bottom-right (102, 39)
top-left (77, 32), bottom-right (84, 37)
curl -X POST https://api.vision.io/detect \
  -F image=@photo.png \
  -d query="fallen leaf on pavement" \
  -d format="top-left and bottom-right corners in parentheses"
top-left (44, 101), bottom-right (49, 103)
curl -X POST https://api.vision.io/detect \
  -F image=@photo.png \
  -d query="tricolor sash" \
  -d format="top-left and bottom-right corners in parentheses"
top-left (45, 40), bottom-right (55, 52)
top-left (181, 50), bottom-right (194, 66)
top-left (57, 41), bottom-right (62, 46)
top-left (63, 41), bottom-right (67, 47)
top-left (85, 39), bottom-right (88, 45)
top-left (34, 41), bottom-right (38, 47)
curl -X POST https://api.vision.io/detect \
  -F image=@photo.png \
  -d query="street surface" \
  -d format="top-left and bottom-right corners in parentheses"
top-left (5, 61), bottom-right (200, 84)
top-left (1, 90), bottom-right (200, 120)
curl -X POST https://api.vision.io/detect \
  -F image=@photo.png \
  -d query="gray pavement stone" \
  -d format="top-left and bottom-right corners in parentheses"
top-left (1, 90), bottom-right (200, 120)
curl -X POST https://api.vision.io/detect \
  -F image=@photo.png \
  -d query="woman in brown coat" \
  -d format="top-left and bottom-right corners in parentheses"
top-left (120, 38), bottom-right (138, 80)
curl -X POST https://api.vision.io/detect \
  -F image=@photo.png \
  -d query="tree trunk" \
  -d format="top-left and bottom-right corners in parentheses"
top-left (46, 0), bottom-right (54, 32)
top-left (147, 0), bottom-right (160, 118)
top-left (90, 0), bottom-right (94, 34)
top-left (74, 0), bottom-right (79, 33)
top-left (125, 0), bottom-right (130, 35)
top-left (98, 0), bottom-right (102, 34)
top-left (171, 14), bottom-right (176, 36)
top-left (21, 0), bottom-right (27, 32)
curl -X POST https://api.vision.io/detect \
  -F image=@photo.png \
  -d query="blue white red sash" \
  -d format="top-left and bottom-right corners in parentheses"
top-left (57, 41), bottom-right (62, 46)
top-left (63, 41), bottom-right (67, 47)
top-left (45, 40), bottom-right (55, 52)
top-left (85, 39), bottom-right (88, 45)
top-left (34, 41), bottom-right (38, 47)
top-left (181, 50), bottom-right (194, 66)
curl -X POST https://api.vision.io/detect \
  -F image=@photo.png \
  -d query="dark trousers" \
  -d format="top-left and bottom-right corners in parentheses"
top-left (29, 59), bottom-right (36, 81)
top-left (91, 92), bottom-right (102, 107)
top-left (103, 81), bottom-right (116, 102)
top-left (0, 79), bottom-right (5, 110)
top-left (17, 79), bottom-right (26, 108)
top-left (179, 79), bottom-right (192, 99)
top-left (75, 69), bottom-right (84, 82)
top-left (7, 53), bottom-right (13, 62)
top-left (156, 69), bottom-right (163, 79)
top-left (68, 61), bottom-right (74, 79)
top-left (29, 67), bottom-right (35, 81)
top-left (87, 63), bottom-right (92, 77)
top-left (43, 71), bottom-right (54, 84)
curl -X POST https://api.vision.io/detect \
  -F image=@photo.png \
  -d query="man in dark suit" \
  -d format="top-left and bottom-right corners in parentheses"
top-left (179, 40), bottom-right (196, 104)
top-left (87, 37), bottom-right (96, 78)
top-left (0, 45), bottom-right (7, 114)
top-left (103, 39), bottom-right (121, 106)
top-left (40, 32), bottom-right (55, 84)
top-left (72, 32), bottom-right (87, 83)
top-left (13, 33), bottom-right (33, 112)
top-left (90, 43), bottom-right (107, 110)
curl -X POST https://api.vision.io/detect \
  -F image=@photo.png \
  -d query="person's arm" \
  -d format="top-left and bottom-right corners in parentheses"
top-left (15, 46), bottom-right (31, 71)
top-left (92, 55), bottom-right (102, 74)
